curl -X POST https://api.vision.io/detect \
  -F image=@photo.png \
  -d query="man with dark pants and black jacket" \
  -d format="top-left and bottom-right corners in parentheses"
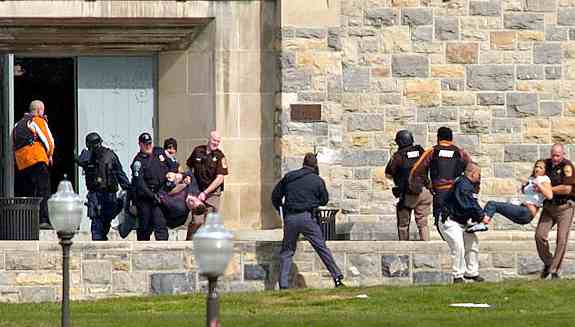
top-left (386, 130), bottom-right (432, 241)
top-left (439, 163), bottom-right (488, 283)
top-left (131, 132), bottom-right (169, 241)
top-left (271, 153), bottom-right (344, 289)
top-left (77, 132), bottom-right (130, 241)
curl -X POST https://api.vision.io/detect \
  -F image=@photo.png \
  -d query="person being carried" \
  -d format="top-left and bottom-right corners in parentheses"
top-left (439, 163), bottom-right (488, 283)
top-left (469, 160), bottom-right (552, 232)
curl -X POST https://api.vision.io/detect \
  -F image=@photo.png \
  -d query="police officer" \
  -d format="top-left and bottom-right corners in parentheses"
top-left (271, 153), bottom-right (344, 289)
top-left (439, 163), bottom-right (487, 283)
top-left (185, 130), bottom-right (228, 240)
top-left (385, 130), bottom-right (432, 241)
top-left (535, 144), bottom-right (575, 279)
top-left (131, 132), bottom-right (170, 241)
top-left (76, 132), bottom-right (130, 241)
top-left (409, 127), bottom-right (472, 232)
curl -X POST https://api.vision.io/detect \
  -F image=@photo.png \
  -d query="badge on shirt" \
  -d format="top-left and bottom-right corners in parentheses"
top-left (212, 156), bottom-right (218, 162)
top-left (407, 151), bottom-right (420, 159)
top-left (438, 150), bottom-right (454, 158)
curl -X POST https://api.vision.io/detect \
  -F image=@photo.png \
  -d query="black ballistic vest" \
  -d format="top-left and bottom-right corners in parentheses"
top-left (85, 147), bottom-right (118, 193)
top-left (430, 144), bottom-right (466, 184)
top-left (394, 145), bottom-right (425, 194)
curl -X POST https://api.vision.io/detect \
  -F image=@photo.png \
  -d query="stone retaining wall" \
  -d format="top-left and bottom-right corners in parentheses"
top-left (1, 236), bottom-right (573, 303)
top-left (277, 0), bottom-right (575, 235)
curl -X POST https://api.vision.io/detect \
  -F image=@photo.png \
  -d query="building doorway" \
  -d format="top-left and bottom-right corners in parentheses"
top-left (13, 57), bottom-right (76, 193)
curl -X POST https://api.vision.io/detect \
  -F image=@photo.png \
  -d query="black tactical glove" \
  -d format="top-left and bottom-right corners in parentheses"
top-left (391, 187), bottom-right (401, 198)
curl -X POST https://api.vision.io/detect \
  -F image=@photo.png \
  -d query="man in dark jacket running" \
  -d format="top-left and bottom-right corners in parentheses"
top-left (271, 153), bottom-right (344, 289)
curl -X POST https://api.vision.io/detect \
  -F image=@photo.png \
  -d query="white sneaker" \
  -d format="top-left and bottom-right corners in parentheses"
top-left (466, 223), bottom-right (488, 233)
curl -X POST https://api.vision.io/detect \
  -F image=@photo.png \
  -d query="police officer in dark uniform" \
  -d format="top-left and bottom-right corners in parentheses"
top-left (535, 144), bottom-right (575, 279)
top-left (409, 127), bottom-right (472, 233)
top-left (76, 132), bottom-right (130, 241)
top-left (271, 153), bottom-right (344, 289)
top-left (385, 130), bottom-right (432, 241)
top-left (131, 132), bottom-right (170, 241)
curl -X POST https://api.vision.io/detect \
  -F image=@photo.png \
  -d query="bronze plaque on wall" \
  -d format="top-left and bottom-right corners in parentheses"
top-left (290, 104), bottom-right (322, 122)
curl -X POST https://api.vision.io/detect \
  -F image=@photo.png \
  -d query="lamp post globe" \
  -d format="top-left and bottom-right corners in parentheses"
top-left (47, 177), bottom-right (83, 327)
top-left (193, 213), bottom-right (233, 327)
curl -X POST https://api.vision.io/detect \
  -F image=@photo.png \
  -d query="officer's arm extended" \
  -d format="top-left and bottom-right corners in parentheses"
top-left (454, 181), bottom-right (484, 222)
top-left (408, 148), bottom-right (433, 193)
top-left (112, 153), bottom-right (131, 191)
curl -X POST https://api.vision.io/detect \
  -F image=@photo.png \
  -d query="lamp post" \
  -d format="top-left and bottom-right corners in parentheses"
top-left (47, 178), bottom-right (83, 327)
top-left (193, 213), bottom-right (233, 327)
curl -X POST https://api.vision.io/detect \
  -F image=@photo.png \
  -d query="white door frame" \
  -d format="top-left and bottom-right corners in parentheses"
top-left (2, 54), bottom-right (14, 197)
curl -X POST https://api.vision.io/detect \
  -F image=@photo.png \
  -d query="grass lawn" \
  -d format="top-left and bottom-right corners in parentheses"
top-left (1, 279), bottom-right (574, 327)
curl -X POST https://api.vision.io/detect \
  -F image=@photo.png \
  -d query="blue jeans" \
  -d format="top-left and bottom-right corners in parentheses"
top-left (279, 211), bottom-right (342, 288)
top-left (484, 201), bottom-right (534, 225)
top-left (88, 191), bottom-right (122, 241)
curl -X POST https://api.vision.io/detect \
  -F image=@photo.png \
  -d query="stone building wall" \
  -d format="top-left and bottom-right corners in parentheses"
top-left (278, 0), bottom-right (575, 235)
top-left (0, 236), bottom-right (573, 303)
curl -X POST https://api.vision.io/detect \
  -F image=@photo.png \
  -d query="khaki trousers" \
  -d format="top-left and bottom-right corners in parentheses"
top-left (396, 189), bottom-right (432, 241)
top-left (186, 192), bottom-right (221, 240)
top-left (535, 202), bottom-right (575, 273)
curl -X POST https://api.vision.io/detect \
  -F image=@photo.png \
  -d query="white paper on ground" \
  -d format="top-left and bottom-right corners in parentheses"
top-left (355, 294), bottom-right (369, 299)
top-left (449, 303), bottom-right (491, 308)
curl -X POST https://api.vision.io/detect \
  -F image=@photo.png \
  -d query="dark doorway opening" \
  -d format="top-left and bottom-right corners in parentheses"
top-left (14, 57), bottom-right (76, 193)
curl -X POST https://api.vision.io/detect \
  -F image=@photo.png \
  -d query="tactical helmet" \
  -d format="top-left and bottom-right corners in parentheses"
top-left (395, 130), bottom-right (414, 148)
top-left (85, 132), bottom-right (102, 150)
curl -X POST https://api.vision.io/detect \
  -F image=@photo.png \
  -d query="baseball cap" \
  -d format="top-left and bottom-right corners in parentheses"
top-left (138, 132), bottom-right (153, 144)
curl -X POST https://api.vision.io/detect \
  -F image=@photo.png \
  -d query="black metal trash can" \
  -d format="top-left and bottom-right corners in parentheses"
top-left (0, 197), bottom-right (42, 240)
top-left (314, 208), bottom-right (339, 241)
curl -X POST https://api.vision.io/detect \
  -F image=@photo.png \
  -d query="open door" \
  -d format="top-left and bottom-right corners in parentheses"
top-left (77, 56), bottom-right (155, 230)
top-left (1, 54), bottom-right (14, 197)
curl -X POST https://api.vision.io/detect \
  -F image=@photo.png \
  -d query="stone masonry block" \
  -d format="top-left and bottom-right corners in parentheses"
top-left (412, 26), bottom-right (433, 41)
top-left (349, 254), bottom-right (382, 279)
top-left (506, 92), bottom-right (538, 117)
top-left (150, 273), bottom-right (195, 295)
top-left (244, 264), bottom-right (269, 281)
top-left (382, 255), bottom-right (410, 277)
top-left (413, 271), bottom-right (451, 284)
top-left (477, 93), bottom-right (505, 105)
top-left (83, 261), bottom-right (112, 284)
top-left (295, 28), bottom-right (327, 39)
top-left (466, 65), bottom-right (514, 91)
top-left (20, 287), bottom-right (55, 303)
top-left (526, 0), bottom-right (556, 12)
top-left (516, 65), bottom-right (544, 80)
top-left (558, 8), bottom-right (575, 26)
top-left (5, 252), bottom-right (38, 271)
top-left (540, 102), bottom-right (563, 116)
top-left (343, 67), bottom-right (370, 91)
top-left (470, 1), bottom-right (501, 16)
top-left (283, 69), bottom-right (312, 92)
top-left (504, 145), bottom-right (540, 162)
top-left (518, 256), bottom-right (542, 275)
top-left (534, 43), bottom-right (562, 64)
top-left (413, 254), bottom-right (440, 269)
top-left (404, 79), bottom-right (441, 107)
top-left (391, 55), bottom-right (429, 77)
top-left (342, 150), bottom-right (389, 167)
top-left (545, 66), bottom-right (562, 80)
top-left (504, 13), bottom-right (544, 30)
top-left (435, 16), bottom-right (459, 41)
top-left (546, 25), bottom-right (569, 41)
top-left (347, 113), bottom-right (386, 131)
top-left (133, 252), bottom-right (184, 271)
top-left (365, 8), bottom-right (398, 26)
top-left (446, 43), bottom-right (479, 64)
top-left (401, 8), bottom-right (433, 26)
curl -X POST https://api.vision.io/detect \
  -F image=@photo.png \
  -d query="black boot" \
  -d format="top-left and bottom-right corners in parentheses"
top-left (334, 276), bottom-right (346, 288)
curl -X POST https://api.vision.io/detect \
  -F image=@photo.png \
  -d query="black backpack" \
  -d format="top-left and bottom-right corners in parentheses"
top-left (12, 116), bottom-right (36, 151)
top-left (85, 147), bottom-right (119, 193)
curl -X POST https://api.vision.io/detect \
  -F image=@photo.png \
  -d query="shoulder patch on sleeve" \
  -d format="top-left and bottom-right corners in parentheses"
top-left (564, 164), bottom-right (573, 177)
